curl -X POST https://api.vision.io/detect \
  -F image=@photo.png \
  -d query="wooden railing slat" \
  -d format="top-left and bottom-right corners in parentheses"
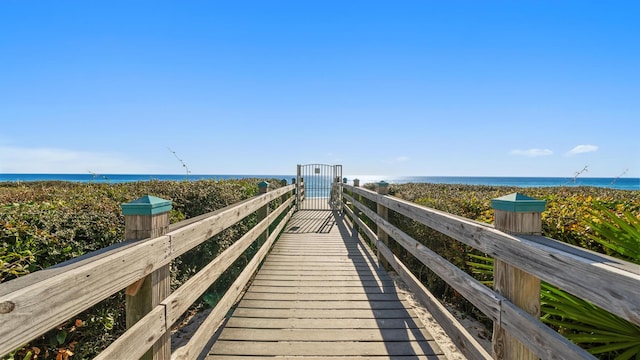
top-left (94, 306), bottom-right (167, 360)
top-left (342, 204), bottom-right (492, 360)
top-left (164, 196), bottom-right (294, 326)
top-left (343, 193), bottom-right (502, 319)
top-left (0, 235), bottom-right (172, 357)
top-left (0, 185), bottom-right (295, 358)
top-left (344, 193), bottom-right (596, 359)
top-left (345, 185), bottom-right (640, 326)
top-left (171, 206), bottom-right (295, 360)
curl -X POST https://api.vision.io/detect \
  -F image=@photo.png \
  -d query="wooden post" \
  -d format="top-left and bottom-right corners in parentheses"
top-left (352, 179), bottom-right (360, 234)
top-left (376, 181), bottom-right (390, 269)
top-left (258, 181), bottom-right (270, 244)
top-left (491, 193), bottom-right (546, 360)
top-left (121, 196), bottom-right (172, 360)
top-left (280, 179), bottom-right (289, 205)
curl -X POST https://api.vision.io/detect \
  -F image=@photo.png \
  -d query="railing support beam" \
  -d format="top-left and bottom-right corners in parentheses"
top-left (491, 193), bottom-right (546, 360)
top-left (376, 181), bottom-right (390, 270)
top-left (121, 196), bottom-right (172, 360)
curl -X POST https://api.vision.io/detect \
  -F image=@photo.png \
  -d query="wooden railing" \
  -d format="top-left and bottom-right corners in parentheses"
top-left (0, 182), bottom-right (297, 360)
top-left (340, 182), bottom-right (640, 360)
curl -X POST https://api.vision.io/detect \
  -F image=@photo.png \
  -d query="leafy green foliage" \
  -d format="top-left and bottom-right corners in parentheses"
top-left (0, 178), bottom-right (285, 359)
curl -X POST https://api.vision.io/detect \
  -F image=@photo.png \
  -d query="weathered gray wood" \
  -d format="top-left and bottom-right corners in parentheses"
top-left (345, 184), bottom-right (640, 327)
top-left (342, 200), bottom-right (492, 360)
top-left (168, 185), bottom-right (293, 258)
top-left (241, 292), bottom-right (408, 301)
top-left (499, 300), bottom-right (595, 359)
top-left (225, 316), bottom-right (425, 329)
top-left (344, 192), bottom-right (502, 320)
top-left (209, 356), bottom-right (444, 360)
top-left (94, 306), bottom-right (166, 360)
top-left (210, 340), bottom-right (442, 356)
top-left (229, 307), bottom-right (417, 319)
top-left (376, 182), bottom-right (390, 269)
top-left (0, 186), bottom-right (297, 358)
top-left (217, 328), bottom-right (433, 341)
top-left (377, 239), bottom-right (493, 360)
top-left (162, 196), bottom-right (292, 325)
top-left (171, 206), bottom-right (295, 360)
top-left (246, 285), bottom-right (400, 294)
top-left (124, 210), bottom-right (171, 360)
top-left (224, 316), bottom-right (424, 329)
top-left (344, 186), bottom-right (613, 359)
top-left (0, 234), bottom-right (172, 357)
top-left (492, 207), bottom-right (542, 360)
top-left (253, 274), bottom-right (390, 281)
top-left (237, 299), bottom-right (408, 310)
top-left (250, 279), bottom-right (396, 287)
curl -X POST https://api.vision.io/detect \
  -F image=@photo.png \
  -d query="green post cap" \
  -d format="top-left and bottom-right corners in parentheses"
top-left (343, 177), bottom-right (348, 183)
top-left (121, 195), bottom-right (172, 216)
top-left (491, 193), bottom-right (546, 212)
top-left (280, 179), bottom-right (287, 185)
top-left (258, 181), bottom-right (269, 188)
top-left (377, 181), bottom-right (389, 187)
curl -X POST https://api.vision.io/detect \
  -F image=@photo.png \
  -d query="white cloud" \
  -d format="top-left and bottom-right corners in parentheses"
top-left (566, 145), bottom-right (599, 156)
top-left (509, 148), bottom-right (554, 157)
top-left (0, 145), bottom-right (151, 173)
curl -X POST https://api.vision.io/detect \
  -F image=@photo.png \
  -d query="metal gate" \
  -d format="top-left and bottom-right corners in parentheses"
top-left (296, 164), bottom-right (342, 210)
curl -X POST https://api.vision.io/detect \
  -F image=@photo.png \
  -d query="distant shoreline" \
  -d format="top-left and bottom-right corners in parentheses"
top-left (1, 174), bottom-right (638, 191)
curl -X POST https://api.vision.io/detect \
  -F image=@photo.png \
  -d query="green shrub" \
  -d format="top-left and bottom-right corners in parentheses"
top-left (0, 178), bottom-right (284, 359)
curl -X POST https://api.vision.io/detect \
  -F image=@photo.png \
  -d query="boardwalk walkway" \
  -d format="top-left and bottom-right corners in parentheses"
top-left (207, 210), bottom-right (447, 359)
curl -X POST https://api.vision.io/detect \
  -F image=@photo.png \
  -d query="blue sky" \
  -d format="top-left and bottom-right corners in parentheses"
top-left (1, 1), bottom-right (638, 177)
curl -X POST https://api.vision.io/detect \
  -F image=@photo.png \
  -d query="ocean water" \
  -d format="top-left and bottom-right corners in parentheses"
top-left (0, 173), bottom-right (638, 191)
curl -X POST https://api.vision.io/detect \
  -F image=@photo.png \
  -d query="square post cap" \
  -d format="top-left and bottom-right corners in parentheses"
top-left (258, 181), bottom-right (270, 188)
top-left (121, 195), bottom-right (172, 216)
top-left (343, 177), bottom-right (348, 183)
top-left (377, 181), bottom-right (389, 188)
top-left (491, 193), bottom-right (546, 213)
top-left (280, 179), bottom-right (288, 186)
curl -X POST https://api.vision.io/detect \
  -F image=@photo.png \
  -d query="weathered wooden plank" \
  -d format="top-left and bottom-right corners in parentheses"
top-left (171, 206), bottom-right (295, 360)
top-left (0, 235), bottom-right (172, 357)
top-left (224, 317), bottom-right (424, 329)
top-left (250, 279), bottom-right (395, 287)
top-left (94, 306), bottom-right (166, 360)
top-left (168, 185), bottom-right (294, 259)
top-left (210, 340), bottom-right (442, 356)
top-left (217, 328), bottom-right (433, 341)
top-left (209, 356), bottom-right (445, 360)
top-left (162, 196), bottom-right (292, 325)
top-left (342, 202), bottom-right (492, 360)
top-left (246, 286), bottom-right (400, 294)
top-left (237, 299), bottom-right (408, 310)
top-left (345, 185), bottom-right (640, 326)
top-left (241, 292), bottom-right (408, 301)
top-left (377, 234), bottom-right (493, 360)
top-left (230, 308), bottom-right (418, 319)
top-left (500, 300), bottom-right (595, 359)
top-left (253, 274), bottom-right (391, 281)
top-left (344, 193), bottom-right (502, 321)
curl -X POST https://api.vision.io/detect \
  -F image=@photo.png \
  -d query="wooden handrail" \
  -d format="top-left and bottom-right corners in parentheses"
top-left (341, 184), bottom-right (640, 360)
top-left (0, 184), bottom-right (296, 358)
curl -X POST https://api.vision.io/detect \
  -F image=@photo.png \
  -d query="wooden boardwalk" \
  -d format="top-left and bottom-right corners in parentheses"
top-left (206, 210), bottom-right (446, 359)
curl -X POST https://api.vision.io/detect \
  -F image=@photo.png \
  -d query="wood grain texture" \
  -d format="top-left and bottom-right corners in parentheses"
top-left (345, 184), bottom-right (640, 327)
top-left (94, 306), bottom-right (166, 360)
top-left (207, 210), bottom-right (446, 359)
top-left (171, 206), bottom-right (295, 360)
top-left (344, 186), bottom-right (606, 359)
top-left (342, 199), bottom-right (492, 360)
top-left (0, 186), bottom-right (296, 358)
